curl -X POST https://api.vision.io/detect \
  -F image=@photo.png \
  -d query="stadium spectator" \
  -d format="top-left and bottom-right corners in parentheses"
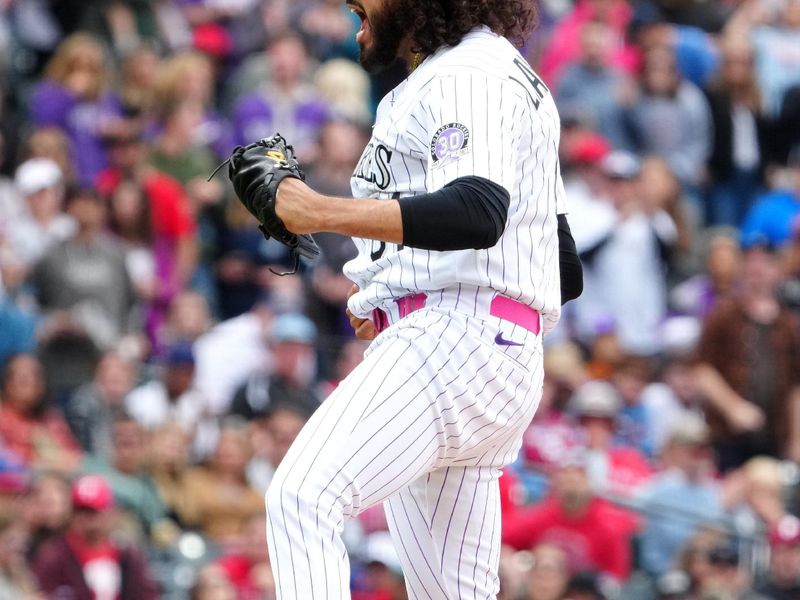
top-left (621, 46), bottom-right (712, 193)
top-left (723, 456), bottom-right (788, 534)
top-left (152, 51), bottom-right (233, 160)
top-left (29, 34), bottom-right (128, 186)
top-left (146, 422), bottom-right (193, 527)
top-left (96, 125), bottom-right (198, 351)
top-left (576, 151), bottom-right (677, 355)
top-left (294, 0), bottom-right (360, 62)
top-left (637, 414), bottom-right (724, 577)
top-left (704, 36), bottom-right (768, 227)
top-left (189, 562), bottom-right (238, 600)
top-left (694, 242), bottom-right (800, 470)
top-left (674, 527), bottom-right (729, 597)
top-left (538, 0), bottom-right (637, 88)
top-left (30, 186), bottom-right (134, 351)
top-left (3, 158), bottom-right (72, 291)
top-left (230, 311), bottom-right (320, 421)
top-left (20, 472), bottom-right (72, 560)
top-left (31, 474), bottom-right (159, 599)
top-left (670, 228), bottom-right (742, 320)
top-left (502, 453), bottom-right (636, 581)
top-left (555, 21), bottom-right (632, 148)
top-left (520, 344), bottom-right (585, 501)
top-left (192, 297), bottom-right (274, 415)
top-left (117, 45), bottom-right (160, 122)
top-left (174, 420), bottom-right (263, 542)
top-left (64, 351), bottom-right (137, 458)
top-left (231, 31), bottom-right (329, 161)
top-left (304, 119), bottom-right (364, 342)
top-left (773, 82), bottom-right (800, 165)
top-left (163, 289), bottom-right (214, 346)
top-left (0, 354), bottom-right (81, 473)
top-left (313, 59), bottom-right (372, 124)
top-left (640, 352), bottom-right (705, 457)
top-left (125, 342), bottom-right (216, 458)
top-left (570, 380), bottom-right (652, 497)
top-left (105, 178), bottom-right (158, 307)
top-left (611, 355), bottom-right (656, 456)
top-left (80, 414), bottom-right (168, 538)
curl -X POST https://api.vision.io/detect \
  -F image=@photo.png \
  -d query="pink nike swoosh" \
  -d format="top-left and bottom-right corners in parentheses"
top-left (495, 332), bottom-right (524, 347)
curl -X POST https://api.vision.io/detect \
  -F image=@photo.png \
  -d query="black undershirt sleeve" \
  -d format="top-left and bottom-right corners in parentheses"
top-left (558, 213), bottom-right (583, 304)
top-left (398, 176), bottom-right (510, 251)
top-left (397, 177), bottom-right (582, 304)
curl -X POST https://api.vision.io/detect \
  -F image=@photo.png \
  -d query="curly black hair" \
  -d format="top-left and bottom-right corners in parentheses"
top-left (405, 0), bottom-right (538, 55)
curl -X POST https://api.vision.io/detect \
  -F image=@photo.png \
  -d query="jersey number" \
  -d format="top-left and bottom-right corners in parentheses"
top-left (370, 192), bottom-right (403, 261)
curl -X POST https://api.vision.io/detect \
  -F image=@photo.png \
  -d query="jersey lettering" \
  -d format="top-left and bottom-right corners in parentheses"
top-left (512, 57), bottom-right (549, 110)
top-left (354, 143), bottom-right (393, 190)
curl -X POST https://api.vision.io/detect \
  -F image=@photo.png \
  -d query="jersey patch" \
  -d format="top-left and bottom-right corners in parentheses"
top-left (430, 123), bottom-right (470, 166)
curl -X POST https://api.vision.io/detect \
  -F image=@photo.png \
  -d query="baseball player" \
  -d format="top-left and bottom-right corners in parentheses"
top-left (224, 0), bottom-right (580, 597)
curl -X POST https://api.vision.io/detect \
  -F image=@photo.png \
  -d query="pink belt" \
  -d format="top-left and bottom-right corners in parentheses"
top-left (371, 293), bottom-right (541, 335)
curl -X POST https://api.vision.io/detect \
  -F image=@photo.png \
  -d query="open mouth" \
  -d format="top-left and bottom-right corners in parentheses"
top-left (347, 2), bottom-right (371, 45)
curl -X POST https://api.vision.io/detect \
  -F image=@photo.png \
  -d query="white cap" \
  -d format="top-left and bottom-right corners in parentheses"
top-left (15, 158), bottom-right (63, 196)
top-left (601, 151), bottom-right (641, 179)
top-left (570, 380), bottom-right (622, 418)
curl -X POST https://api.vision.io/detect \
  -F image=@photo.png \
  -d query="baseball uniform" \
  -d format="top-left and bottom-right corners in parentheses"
top-left (266, 26), bottom-right (563, 599)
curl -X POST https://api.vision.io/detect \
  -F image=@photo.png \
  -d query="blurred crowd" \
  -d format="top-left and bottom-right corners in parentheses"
top-left (0, 0), bottom-right (799, 599)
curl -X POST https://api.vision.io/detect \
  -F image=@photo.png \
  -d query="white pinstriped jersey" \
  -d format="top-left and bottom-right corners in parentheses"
top-left (344, 26), bottom-right (564, 333)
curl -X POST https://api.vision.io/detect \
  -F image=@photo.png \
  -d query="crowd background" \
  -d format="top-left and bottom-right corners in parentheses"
top-left (0, 0), bottom-right (799, 598)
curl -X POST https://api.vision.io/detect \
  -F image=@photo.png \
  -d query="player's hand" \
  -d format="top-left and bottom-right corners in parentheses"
top-left (346, 284), bottom-right (376, 341)
top-left (727, 399), bottom-right (766, 434)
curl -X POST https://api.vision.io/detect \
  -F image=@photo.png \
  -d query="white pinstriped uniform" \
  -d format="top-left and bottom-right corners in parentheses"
top-left (266, 26), bottom-right (564, 599)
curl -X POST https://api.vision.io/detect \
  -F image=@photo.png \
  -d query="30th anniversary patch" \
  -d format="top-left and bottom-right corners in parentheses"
top-left (430, 122), bottom-right (470, 165)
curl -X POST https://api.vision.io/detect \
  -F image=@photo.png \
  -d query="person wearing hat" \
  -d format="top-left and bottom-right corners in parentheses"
top-left (31, 474), bottom-right (158, 600)
top-left (125, 342), bottom-right (216, 457)
top-left (570, 380), bottom-right (652, 498)
top-left (2, 158), bottom-right (74, 291)
top-left (229, 312), bottom-right (321, 422)
top-left (569, 150), bottom-right (678, 355)
top-left (636, 414), bottom-right (725, 577)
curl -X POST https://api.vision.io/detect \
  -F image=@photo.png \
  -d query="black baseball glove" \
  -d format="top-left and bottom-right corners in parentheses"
top-left (216, 133), bottom-right (320, 275)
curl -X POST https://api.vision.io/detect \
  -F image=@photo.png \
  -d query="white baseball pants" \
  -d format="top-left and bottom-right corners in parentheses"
top-left (266, 304), bottom-right (542, 599)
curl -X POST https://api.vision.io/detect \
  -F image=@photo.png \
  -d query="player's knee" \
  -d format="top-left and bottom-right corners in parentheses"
top-left (266, 475), bottom-right (324, 521)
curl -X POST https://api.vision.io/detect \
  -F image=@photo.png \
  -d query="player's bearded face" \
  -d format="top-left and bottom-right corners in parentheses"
top-left (347, 0), bottom-right (409, 73)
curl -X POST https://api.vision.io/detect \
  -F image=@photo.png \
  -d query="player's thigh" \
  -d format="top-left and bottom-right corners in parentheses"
top-left (268, 316), bottom-right (460, 518)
